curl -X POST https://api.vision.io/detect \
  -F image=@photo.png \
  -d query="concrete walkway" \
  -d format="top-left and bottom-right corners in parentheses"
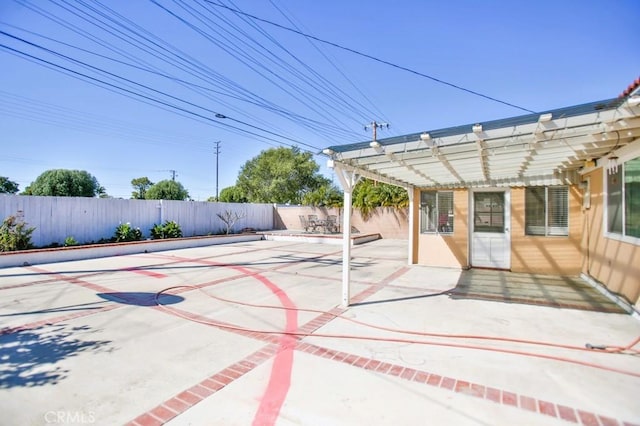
top-left (0, 239), bottom-right (638, 425)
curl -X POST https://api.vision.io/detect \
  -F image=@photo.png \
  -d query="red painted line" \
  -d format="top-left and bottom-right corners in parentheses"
top-left (121, 267), bottom-right (167, 279)
top-left (247, 271), bottom-right (298, 426)
top-left (25, 266), bottom-right (114, 293)
top-left (148, 254), bottom-right (301, 426)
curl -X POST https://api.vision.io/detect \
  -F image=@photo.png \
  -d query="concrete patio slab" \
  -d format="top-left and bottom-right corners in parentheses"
top-left (1, 239), bottom-right (638, 426)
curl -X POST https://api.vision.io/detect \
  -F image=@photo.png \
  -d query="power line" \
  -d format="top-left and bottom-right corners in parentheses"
top-left (265, 0), bottom-right (392, 126)
top-left (151, 0), bottom-right (364, 137)
top-left (49, 0), bottom-right (310, 139)
top-left (0, 30), bottom-right (322, 151)
top-left (203, 0), bottom-right (536, 114)
top-left (0, 90), bottom-right (212, 149)
top-left (5, 1), bottom-right (364, 142)
top-left (8, 0), bottom-right (342, 144)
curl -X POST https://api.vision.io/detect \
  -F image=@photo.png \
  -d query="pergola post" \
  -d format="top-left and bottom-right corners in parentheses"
top-left (341, 189), bottom-right (353, 306)
top-left (407, 186), bottom-right (415, 265)
top-left (328, 160), bottom-right (360, 307)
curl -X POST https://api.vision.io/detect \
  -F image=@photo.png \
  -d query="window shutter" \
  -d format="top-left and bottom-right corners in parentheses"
top-left (547, 187), bottom-right (568, 236)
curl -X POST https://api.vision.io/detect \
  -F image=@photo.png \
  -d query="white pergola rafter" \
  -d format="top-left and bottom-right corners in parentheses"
top-left (324, 97), bottom-right (640, 306)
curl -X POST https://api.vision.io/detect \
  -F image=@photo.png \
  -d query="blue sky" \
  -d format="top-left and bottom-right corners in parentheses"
top-left (1, 0), bottom-right (639, 200)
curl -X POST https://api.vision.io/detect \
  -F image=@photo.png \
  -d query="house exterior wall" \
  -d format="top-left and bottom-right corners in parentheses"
top-left (509, 186), bottom-right (583, 275)
top-left (414, 186), bottom-right (583, 275)
top-left (581, 168), bottom-right (640, 309)
top-left (416, 189), bottom-right (469, 268)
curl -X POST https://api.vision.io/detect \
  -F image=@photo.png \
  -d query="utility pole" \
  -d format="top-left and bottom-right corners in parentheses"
top-left (214, 141), bottom-right (221, 200)
top-left (364, 121), bottom-right (390, 142)
top-left (169, 170), bottom-right (177, 181)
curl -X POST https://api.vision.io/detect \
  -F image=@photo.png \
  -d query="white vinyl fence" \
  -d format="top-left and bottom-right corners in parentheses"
top-left (0, 195), bottom-right (273, 247)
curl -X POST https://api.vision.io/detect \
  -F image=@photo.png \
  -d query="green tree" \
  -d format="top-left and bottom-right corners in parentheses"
top-left (131, 177), bottom-right (154, 199)
top-left (0, 177), bottom-right (19, 194)
top-left (352, 179), bottom-right (408, 219)
top-left (218, 186), bottom-right (248, 203)
top-left (302, 182), bottom-right (343, 207)
top-left (145, 179), bottom-right (190, 200)
top-left (22, 169), bottom-right (102, 197)
top-left (236, 147), bottom-right (326, 204)
top-left (98, 186), bottom-right (110, 198)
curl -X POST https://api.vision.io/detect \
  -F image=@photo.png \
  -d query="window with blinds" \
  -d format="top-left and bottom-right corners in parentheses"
top-left (607, 156), bottom-right (640, 239)
top-left (525, 186), bottom-right (569, 236)
top-left (420, 191), bottom-right (454, 234)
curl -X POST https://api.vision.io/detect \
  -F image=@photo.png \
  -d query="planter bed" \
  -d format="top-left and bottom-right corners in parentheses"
top-left (0, 233), bottom-right (264, 268)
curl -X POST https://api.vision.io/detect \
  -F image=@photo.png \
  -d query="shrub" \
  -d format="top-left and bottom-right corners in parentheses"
top-left (217, 210), bottom-right (246, 235)
top-left (64, 236), bottom-right (79, 247)
top-left (113, 222), bottom-right (142, 242)
top-left (0, 215), bottom-right (35, 251)
top-left (150, 221), bottom-right (182, 239)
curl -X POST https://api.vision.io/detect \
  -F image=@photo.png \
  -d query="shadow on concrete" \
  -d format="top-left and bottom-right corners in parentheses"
top-left (0, 324), bottom-right (112, 388)
top-left (351, 290), bottom-right (451, 307)
top-left (97, 292), bottom-right (183, 307)
top-left (448, 269), bottom-right (626, 313)
top-left (0, 301), bottom-right (109, 317)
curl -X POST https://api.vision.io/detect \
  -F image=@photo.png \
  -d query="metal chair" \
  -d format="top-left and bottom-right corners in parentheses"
top-left (325, 215), bottom-right (339, 233)
top-left (299, 215), bottom-right (311, 232)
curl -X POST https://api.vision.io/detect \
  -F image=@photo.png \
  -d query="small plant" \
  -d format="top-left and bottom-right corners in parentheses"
top-left (64, 236), bottom-right (79, 247)
top-left (113, 222), bottom-right (142, 242)
top-left (0, 215), bottom-right (35, 252)
top-left (150, 220), bottom-right (182, 239)
top-left (216, 209), bottom-right (246, 235)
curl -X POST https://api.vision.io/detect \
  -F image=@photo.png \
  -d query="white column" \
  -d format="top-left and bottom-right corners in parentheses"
top-left (341, 189), bottom-right (352, 306)
top-left (407, 186), bottom-right (415, 265)
top-left (328, 160), bottom-right (359, 307)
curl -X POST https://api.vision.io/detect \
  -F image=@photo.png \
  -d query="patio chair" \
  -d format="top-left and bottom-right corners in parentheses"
top-left (325, 215), bottom-right (339, 233)
top-left (307, 214), bottom-right (320, 232)
top-left (299, 215), bottom-right (311, 232)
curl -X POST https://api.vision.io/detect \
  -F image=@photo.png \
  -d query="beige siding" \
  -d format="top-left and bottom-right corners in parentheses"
top-left (417, 189), bottom-right (469, 268)
top-left (582, 168), bottom-right (640, 308)
top-left (509, 186), bottom-right (583, 275)
top-left (415, 187), bottom-right (583, 274)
